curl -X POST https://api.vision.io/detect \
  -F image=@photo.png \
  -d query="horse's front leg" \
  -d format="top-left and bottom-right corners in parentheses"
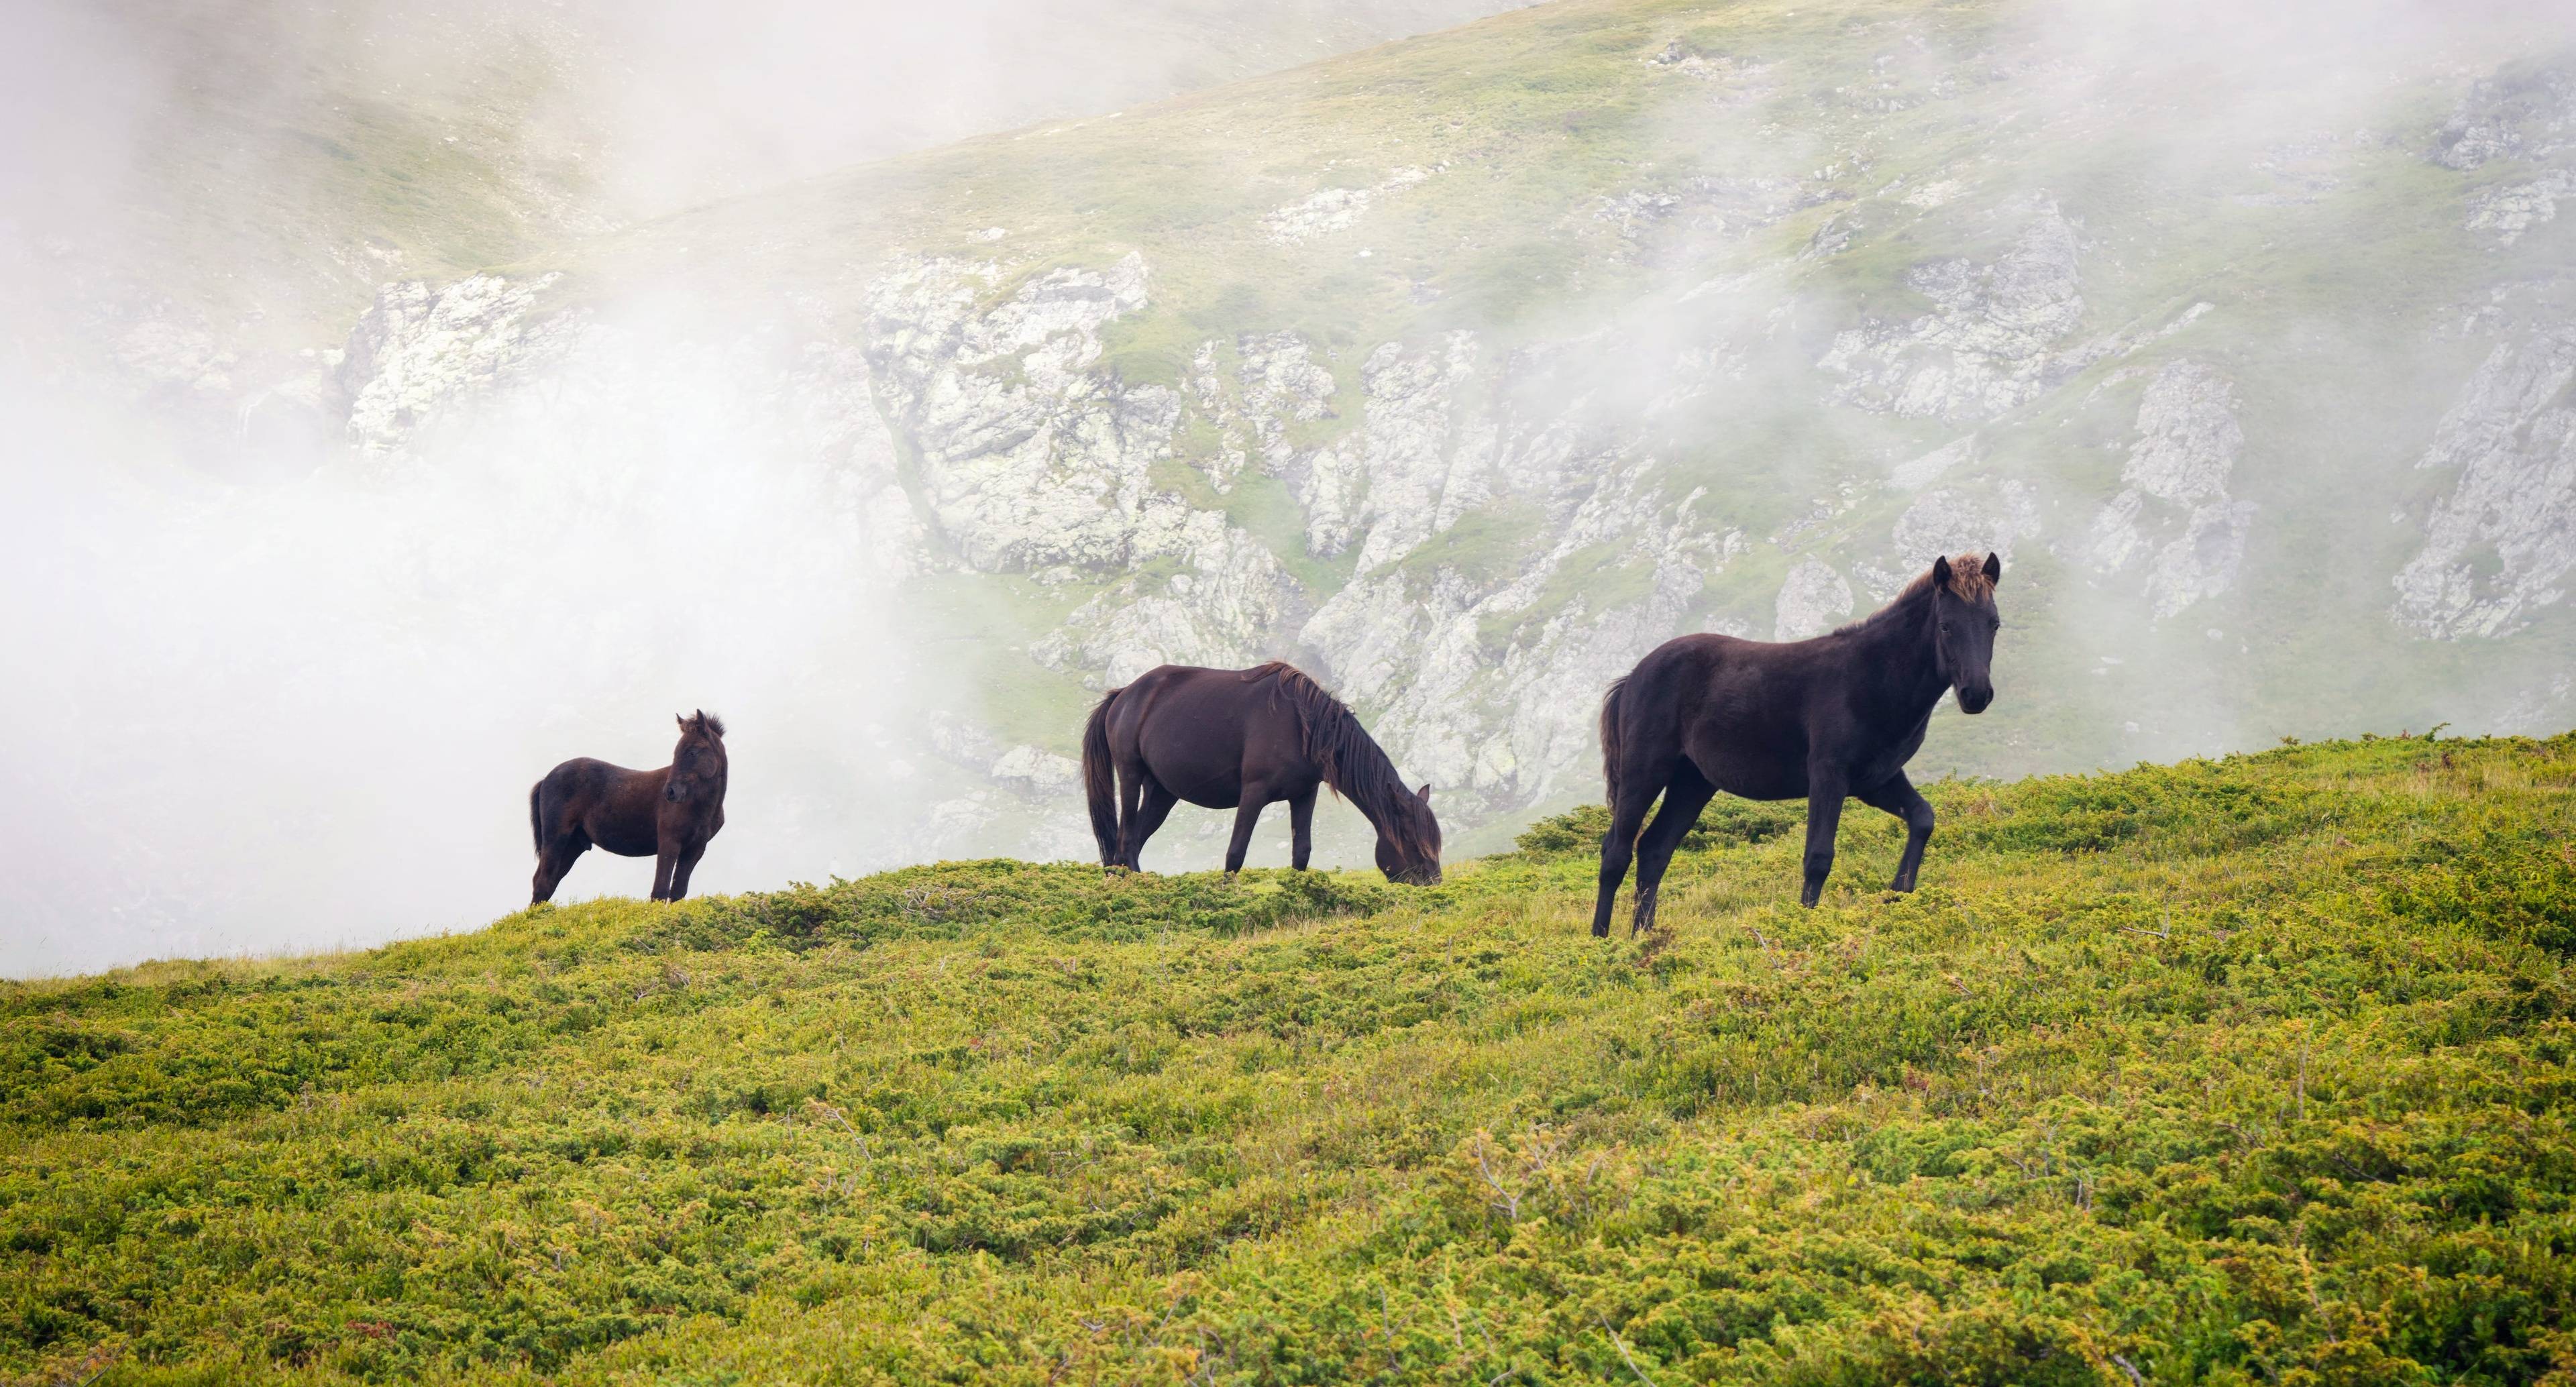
top-left (1288, 787), bottom-right (1317, 871)
top-left (652, 845), bottom-right (678, 901)
top-left (1856, 771), bottom-right (1935, 893)
top-left (1800, 773), bottom-right (1847, 908)
top-left (667, 842), bottom-right (707, 901)
top-left (1224, 785), bottom-right (1271, 875)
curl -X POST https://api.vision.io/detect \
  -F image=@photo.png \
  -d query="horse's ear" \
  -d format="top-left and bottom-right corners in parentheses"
top-left (1417, 783), bottom-right (1432, 803)
top-left (676, 714), bottom-right (688, 729)
top-left (1931, 555), bottom-right (1953, 586)
top-left (1982, 551), bottom-right (2002, 584)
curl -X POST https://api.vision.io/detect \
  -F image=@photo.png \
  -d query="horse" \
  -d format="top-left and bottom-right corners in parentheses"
top-left (529, 711), bottom-right (729, 904)
top-left (1080, 662), bottom-right (1443, 885)
top-left (1591, 553), bottom-right (2004, 935)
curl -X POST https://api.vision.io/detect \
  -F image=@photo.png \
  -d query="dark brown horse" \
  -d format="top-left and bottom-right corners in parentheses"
top-left (529, 711), bottom-right (729, 904)
top-left (1593, 553), bottom-right (2003, 935)
top-left (1081, 662), bottom-right (1442, 884)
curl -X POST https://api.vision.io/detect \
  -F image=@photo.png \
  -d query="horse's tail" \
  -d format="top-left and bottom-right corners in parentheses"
top-left (1081, 687), bottom-right (1123, 867)
top-left (528, 779), bottom-right (543, 857)
top-left (1599, 675), bottom-right (1629, 809)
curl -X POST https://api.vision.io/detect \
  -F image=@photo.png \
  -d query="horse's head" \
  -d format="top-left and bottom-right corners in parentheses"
top-left (665, 710), bottom-right (729, 803)
top-left (1929, 553), bottom-right (2003, 714)
top-left (1373, 783), bottom-right (1444, 886)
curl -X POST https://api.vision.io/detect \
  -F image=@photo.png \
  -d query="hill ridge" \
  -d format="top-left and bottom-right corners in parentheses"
top-left (7, 730), bottom-right (2573, 1382)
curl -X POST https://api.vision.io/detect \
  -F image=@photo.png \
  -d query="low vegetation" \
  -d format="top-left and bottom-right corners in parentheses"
top-left (6, 733), bottom-right (2575, 1384)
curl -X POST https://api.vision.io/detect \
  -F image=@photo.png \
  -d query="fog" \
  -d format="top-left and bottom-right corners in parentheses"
top-left (3, 0), bottom-right (2567, 976)
top-left (0, 298), bottom-right (913, 973)
top-left (0, 0), bottom-right (1537, 977)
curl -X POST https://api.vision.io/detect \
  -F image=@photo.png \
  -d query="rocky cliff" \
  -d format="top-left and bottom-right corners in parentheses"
top-left (56, 0), bottom-right (2576, 871)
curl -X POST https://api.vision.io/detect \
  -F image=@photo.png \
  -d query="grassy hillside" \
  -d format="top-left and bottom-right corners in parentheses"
top-left (7, 733), bottom-right (2575, 1383)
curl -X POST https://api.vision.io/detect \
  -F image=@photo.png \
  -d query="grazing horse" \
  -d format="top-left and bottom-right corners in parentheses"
top-left (529, 711), bottom-right (729, 904)
top-left (1593, 553), bottom-right (2004, 935)
top-left (1081, 662), bottom-right (1442, 885)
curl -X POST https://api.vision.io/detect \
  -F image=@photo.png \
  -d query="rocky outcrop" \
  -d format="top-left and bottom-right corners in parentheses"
top-left (2435, 65), bottom-right (2576, 170)
top-left (865, 252), bottom-right (1316, 680)
top-left (340, 274), bottom-right (572, 453)
top-left (2087, 359), bottom-right (2255, 618)
top-left (1817, 201), bottom-right (2084, 422)
top-left (1886, 482), bottom-right (2037, 576)
top-left (2466, 170), bottom-right (2574, 244)
top-left (2393, 326), bottom-right (2576, 638)
top-left (1034, 521), bottom-right (1307, 683)
top-left (1334, 335), bottom-right (1493, 572)
top-left (1188, 331), bottom-right (1337, 492)
top-left (863, 254), bottom-right (1210, 573)
top-left (1261, 167), bottom-right (1433, 246)
top-left (1775, 557), bottom-right (1856, 639)
top-left (1301, 467), bottom-right (1733, 806)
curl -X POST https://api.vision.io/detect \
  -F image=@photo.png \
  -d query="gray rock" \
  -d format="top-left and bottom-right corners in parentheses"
top-left (2434, 66), bottom-right (2576, 171)
top-left (1260, 166), bottom-right (1434, 245)
top-left (2087, 359), bottom-right (2254, 618)
top-left (2466, 169), bottom-right (2574, 244)
top-left (2393, 326), bottom-right (2576, 638)
top-left (1817, 201), bottom-right (2085, 421)
top-left (1775, 557), bottom-right (1856, 639)
top-left (339, 274), bottom-right (572, 453)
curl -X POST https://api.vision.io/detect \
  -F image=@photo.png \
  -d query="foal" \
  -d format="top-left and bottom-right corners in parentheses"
top-left (529, 711), bottom-right (729, 903)
top-left (1593, 553), bottom-right (2003, 934)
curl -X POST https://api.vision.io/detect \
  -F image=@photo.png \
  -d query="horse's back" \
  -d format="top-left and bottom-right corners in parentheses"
top-left (537, 756), bottom-right (645, 794)
top-left (1114, 663), bottom-right (1311, 808)
top-left (535, 757), bottom-right (666, 855)
top-left (1617, 632), bottom-right (1825, 800)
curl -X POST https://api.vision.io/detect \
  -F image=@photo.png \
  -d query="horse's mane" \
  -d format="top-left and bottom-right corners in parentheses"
top-left (1833, 553), bottom-right (1995, 636)
top-left (1243, 661), bottom-right (1433, 857)
top-left (685, 711), bottom-right (727, 739)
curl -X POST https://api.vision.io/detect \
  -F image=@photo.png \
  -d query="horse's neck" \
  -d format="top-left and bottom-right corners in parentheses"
top-left (1843, 602), bottom-right (1949, 725)
top-left (1326, 735), bottom-right (1403, 826)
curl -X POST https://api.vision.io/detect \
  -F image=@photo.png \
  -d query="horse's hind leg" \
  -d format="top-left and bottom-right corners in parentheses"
top-left (1629, 764), bottom-right (1716, 935)
top-left (1110, 765), bottom-right (1148, 871)
top-left (1593, 766), bottom-right (1667, 938)
top-left (1856, 771), bottom-right (1935, 893)
top-left (1121, 779), bottom-right (1179, 872)
top-left (532, 834), bottom-right (588, 905)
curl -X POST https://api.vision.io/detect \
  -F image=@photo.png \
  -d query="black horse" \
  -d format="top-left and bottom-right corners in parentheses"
top-left (1593, 553), bottom-right (2003, 934)
top-left (1081, 662), bottom-right (1442, 884)
top-left (529, 712), bottom-right (729, 903)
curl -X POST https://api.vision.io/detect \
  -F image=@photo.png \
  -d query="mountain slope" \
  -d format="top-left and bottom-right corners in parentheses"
top-left (320, 0), bottom-right (2576, 857)
top-left (4, 732), bottom-right (2573, 1382)
top-left (14, 0), bottom-right (2576, 973)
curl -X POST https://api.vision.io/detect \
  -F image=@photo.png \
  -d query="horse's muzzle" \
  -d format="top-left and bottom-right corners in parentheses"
top-left (1957, 685), bottom-right (1994, 715)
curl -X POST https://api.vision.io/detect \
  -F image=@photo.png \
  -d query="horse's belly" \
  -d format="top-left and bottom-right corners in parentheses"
top-left (1693, 736), bottom-right (1807, 801)
top-left (591, 824), bottom-right (661, 857)
top-left (1178, 788), bottom-right (1242, 810)
top-left (1708, 763), bottom-right (1805, 801)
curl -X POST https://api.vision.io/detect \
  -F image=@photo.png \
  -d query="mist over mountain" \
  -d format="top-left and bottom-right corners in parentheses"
top-left (6, 0), bottom-right (2574, 974)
